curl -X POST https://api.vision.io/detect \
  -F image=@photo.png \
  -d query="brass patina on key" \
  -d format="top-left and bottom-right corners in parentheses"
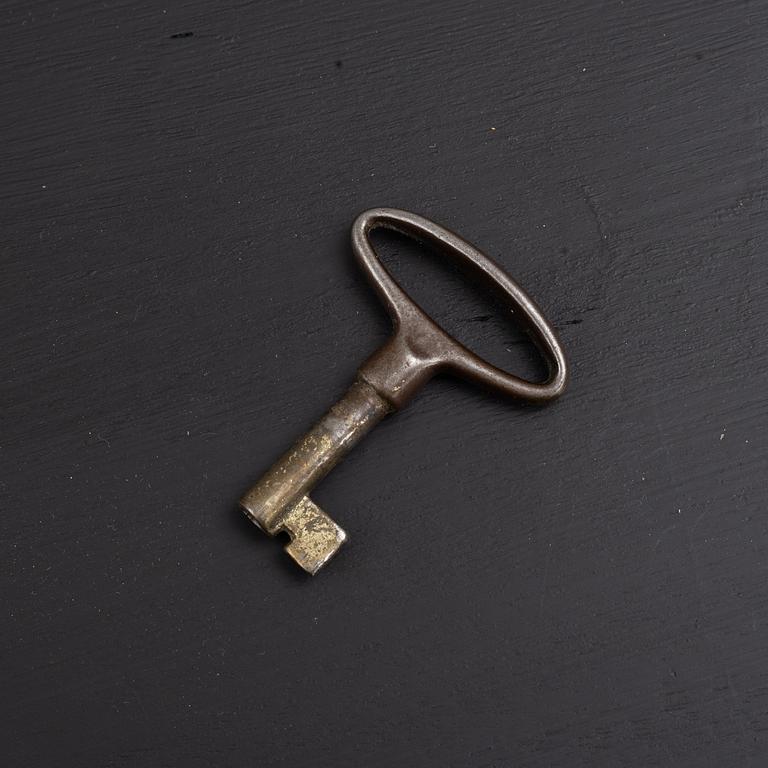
top-left (240, 208), bottom-right (568, 574)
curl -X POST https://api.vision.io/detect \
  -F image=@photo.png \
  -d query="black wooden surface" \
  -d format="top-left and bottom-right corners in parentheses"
top-left (3, 1), bottom-right (767, 766)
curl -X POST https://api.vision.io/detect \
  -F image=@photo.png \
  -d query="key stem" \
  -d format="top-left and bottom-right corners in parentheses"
top-left (240, 378), bottom-right (391, 532)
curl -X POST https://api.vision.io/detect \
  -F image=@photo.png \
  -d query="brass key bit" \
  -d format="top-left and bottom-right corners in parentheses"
top-left (273, 497), bottom-right (346, 575)
top-left (239, 207), bottom-right (568, 574)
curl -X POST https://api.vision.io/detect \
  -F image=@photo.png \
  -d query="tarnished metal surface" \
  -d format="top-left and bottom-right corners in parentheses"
top-left (351, 208), bottom-right (568, 407)
top-left (280, 497), bottom-right (347, 575)
top-left (240, 208), bottom-right (569, 574)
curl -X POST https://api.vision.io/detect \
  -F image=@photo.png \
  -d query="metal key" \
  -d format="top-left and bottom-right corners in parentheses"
top-left (240, 208), bottom-right (568, 574)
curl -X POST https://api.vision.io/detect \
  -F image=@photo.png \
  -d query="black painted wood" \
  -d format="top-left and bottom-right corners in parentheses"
top-left (2, 1), bottom-right (767, 765)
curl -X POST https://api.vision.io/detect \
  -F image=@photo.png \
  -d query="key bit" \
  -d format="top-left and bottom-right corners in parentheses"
top-left (239, 207), bottom-right (569, 574)
top-left (272, 496), bottom-right (346, 575)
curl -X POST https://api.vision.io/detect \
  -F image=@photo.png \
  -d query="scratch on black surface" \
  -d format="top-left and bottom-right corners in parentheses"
top-left (539, 543), bottom-right (552, 614)
top-left (583, 185), bottom-right (609, 244)
top-left (561, 307), bottom-right (597, 326)
top-left (170, 31), bottom-right (194, 39)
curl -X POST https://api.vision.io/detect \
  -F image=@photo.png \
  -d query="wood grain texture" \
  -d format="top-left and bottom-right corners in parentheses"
top-left (2, 0), bottom-right (767, 765)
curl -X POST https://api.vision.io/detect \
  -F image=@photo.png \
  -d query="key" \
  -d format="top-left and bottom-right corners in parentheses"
top-left (240, 208), bottom-right (568, 574)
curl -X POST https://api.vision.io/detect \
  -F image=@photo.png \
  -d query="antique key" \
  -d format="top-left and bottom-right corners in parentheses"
top-left (240, 208), bottom-right (568, 574)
